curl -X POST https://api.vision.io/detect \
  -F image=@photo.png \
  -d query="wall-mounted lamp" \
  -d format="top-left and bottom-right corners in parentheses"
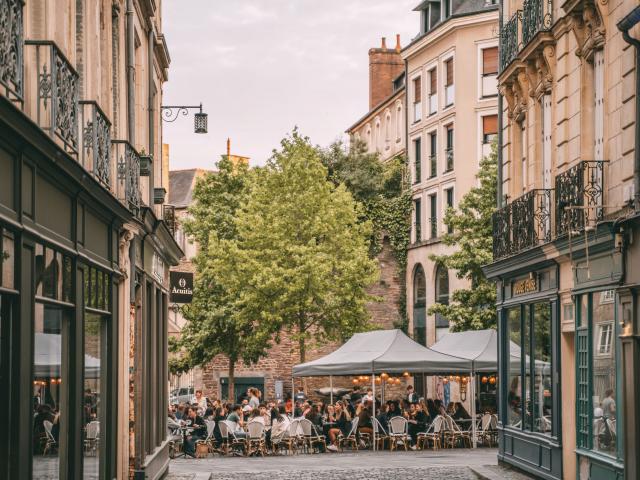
top-left (161, 103), bottom-right (208, 134)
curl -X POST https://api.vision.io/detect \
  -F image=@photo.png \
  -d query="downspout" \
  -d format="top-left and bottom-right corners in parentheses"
top-left (617, 8), bottom-right (640, 212)
top-left (497, 0), bottom-right (504, 207)
top-left (148, 26), bottom-right (155, 208)
top-left (126, 0), bottom-right (135, 145)
top-left (404, 58), bottom-right (409, 188)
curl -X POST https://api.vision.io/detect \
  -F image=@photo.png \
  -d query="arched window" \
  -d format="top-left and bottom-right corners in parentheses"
top-left (435, 264), bottom-right (450, 329)
top-left (414, 265), bottom-right (426, 306)
top-left (396, 105), bottom-right (403, 140)
top-left (385, 113), bottom-right (391, 142)
top-left (413, 264), bottom-right (427, 347)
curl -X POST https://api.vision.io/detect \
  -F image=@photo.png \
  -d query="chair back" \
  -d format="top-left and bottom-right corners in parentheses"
top-left (218, 420), bottom-right (231, 440)
top-left (431, 415), bottom-right (444, 433)
top-left (446, 415), bottom-right (463, 433)
top-left (86, 420), bottom-right (100, 440)
top-left (346, 417), bottom-right (359, 438)
top-left (490, 414), bottom-right (498, 430)
top-left (205, 420), bottom-right (215, 440)
top-left (372, 417), bottom-right (387, 436)
top-left (288, 419), bottom-right (300, 438)
top-left (43, 420), bottom-right (55, 441)
top-left (388, 416), bottom-right (407, 435)
top-left (247, 420), bottom-right (265, 440)
top-left (298, 418), bottom-right (314, 437)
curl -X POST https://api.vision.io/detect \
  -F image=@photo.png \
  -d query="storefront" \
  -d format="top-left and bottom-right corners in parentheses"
top-left (494, 264), bottom-right (562, 480)
top-left (0, 99), bottom-right (130, 479)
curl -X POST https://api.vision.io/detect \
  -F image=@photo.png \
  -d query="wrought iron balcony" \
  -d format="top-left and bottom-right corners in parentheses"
top-left (163, 204), bottom-right (177, 237)
top-left (555, 161), bottom-right (605, 237)
top-left (500, 11), bottom-right (522, 71)
top-left (0, 0), bottom-right (24, 102)
top-left (445, 148), bottom-right (454, 172)
top-left (429, 154), bottom-right (437, 178)
top-left (24, 40), bottom-right (79, 155)
top-left (112, 140), bottom-right (141, 216)
top-left (79, 101), bottom-right (112, 189)
top-left (492, 203), bottom-right (511, 259)
top-left (522, 0), bottom-right (553, 46)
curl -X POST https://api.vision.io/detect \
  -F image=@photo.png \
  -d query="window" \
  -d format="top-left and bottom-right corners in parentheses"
top-left (483, 115), bottom-right (498, 144)
top-left (594, 49), bottom-right (604, 160)
top-left (428, 68), bottom-right (438, 114)
top-left (444, 58), bottom-right (454, 106)
top-left (413, 265), bottom-right (427, 347)
top-left (413, 198), bottom-right (422, 243)
top-left (396, 106), bottom-right (402, 141)
top-left (429, 193), bottom-right (438, 238)
top-left (435, 264), bottom-right (449, 328)
top-left (414, 265), bottom-right (426, 306)
top-left (443, 0), bottom-right (452, 18)
top-left (481, 47), bottom-right (498, 98)
top-left (429, 132), bottom-right (437, 178)
top-left (445, 187), bottom-right (454, 234)
top-left (413, 137), bottom-right (422, 184)
top-left (576, 291), bottom-right (618, 455)
top-left (505, 302), bottom-right (553, 434)
top-left (445, 125), bottom-right (454, 172)
top-left (413, 76), bottom-right (422, 122)
top-left (520, 119), bottom-right (527, 192)
top-left (385, 114), bottom-right (391, 144)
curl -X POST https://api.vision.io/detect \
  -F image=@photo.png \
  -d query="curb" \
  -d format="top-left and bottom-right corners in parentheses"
top-left (470, 466), bottom-right (504, 480)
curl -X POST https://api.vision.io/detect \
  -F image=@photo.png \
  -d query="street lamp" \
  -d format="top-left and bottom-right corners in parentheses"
top-left (161, 103), bottom-right (208, 134)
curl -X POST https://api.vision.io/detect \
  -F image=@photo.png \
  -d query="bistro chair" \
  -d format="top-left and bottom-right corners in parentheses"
top-left (43, 420), bottom-right (58, 456)
top-left (246, 421), bottom-right (267, 457)
top-left (298, 418), bottom-right (326, 453)
top-left (196, 420), bottom-right (216, 456)
top-left (372, 417), bottom-right (389, 450)
top-left (478, 414), bottom-right (497, 447)
top-left (388, 416), bottom-right (409, 451)
top-left (276, 419), bottom-right (300, 455)
top-left (219, 420), bottom-right (246, 456)
top-left (84, 420), bottom-right (100, 456)
top-left (337, 417), bottom-right (360, 452)
top-left (417, 415), bottom-right (443, 450)
top-left (443, 415), bottom-right (471, 448)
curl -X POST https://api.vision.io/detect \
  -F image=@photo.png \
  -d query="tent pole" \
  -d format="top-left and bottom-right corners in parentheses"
top-left (372, 373), bottom-right (376, 452)
top-left (292, 377), bottom-right (295, 412)
top-left (471, 370), bottom-right (477, 448)
top-left (330, 375), bottom-right (333, 405)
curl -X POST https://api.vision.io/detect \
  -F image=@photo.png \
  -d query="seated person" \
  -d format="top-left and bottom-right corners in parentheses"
top-left (226, 404), bottom-right (247, 440)
top-left (183, 406), bottom-right (207, 456)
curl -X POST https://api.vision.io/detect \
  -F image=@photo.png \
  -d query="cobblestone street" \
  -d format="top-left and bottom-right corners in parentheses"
top-left (166, 449), bottom-right (506, 480)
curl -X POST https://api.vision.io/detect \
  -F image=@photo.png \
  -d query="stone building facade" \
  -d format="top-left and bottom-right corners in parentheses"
top-left (486, 0), bottom-right (640, 478)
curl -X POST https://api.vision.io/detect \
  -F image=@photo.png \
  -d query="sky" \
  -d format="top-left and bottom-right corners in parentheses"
top-left (162, 0), bottom-right (418, 169)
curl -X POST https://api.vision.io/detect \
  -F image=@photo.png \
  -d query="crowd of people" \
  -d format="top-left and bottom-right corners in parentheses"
top-left (167, 385), bottom-right (474, 456)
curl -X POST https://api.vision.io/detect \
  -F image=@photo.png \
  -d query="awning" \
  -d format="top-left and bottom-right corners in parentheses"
top-left (292, 329), bottom-right (467, 377)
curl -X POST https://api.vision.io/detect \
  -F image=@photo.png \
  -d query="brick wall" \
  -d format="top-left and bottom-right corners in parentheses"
top-left (369, 37), bottom-right (404, 109)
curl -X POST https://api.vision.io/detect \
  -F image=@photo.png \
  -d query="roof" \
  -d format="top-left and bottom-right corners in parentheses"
top-left (346, 86), bottom-right (405, 134)
top-left (293, 329), bottom-right (467, 377)
top-left (168, 169), bottom-right (211, 207)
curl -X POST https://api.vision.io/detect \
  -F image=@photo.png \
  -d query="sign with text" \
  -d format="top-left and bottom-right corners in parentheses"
top-left (170, 271), bottom-right (193, 303)
top-left (513, 276), bottom-right (537, 296)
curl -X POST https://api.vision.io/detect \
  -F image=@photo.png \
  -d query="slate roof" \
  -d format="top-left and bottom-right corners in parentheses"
top-left (169, 169), bottom-right (211, 208)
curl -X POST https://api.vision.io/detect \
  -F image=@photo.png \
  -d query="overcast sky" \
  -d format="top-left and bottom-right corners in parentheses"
top-left (162, 0), bottom-right (418, 169)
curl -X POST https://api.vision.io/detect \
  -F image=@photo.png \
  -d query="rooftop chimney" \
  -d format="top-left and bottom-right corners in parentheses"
top-left (368, 35), bottom-right (404, 109)
top-left (227, 137), bottom-right (231, 158)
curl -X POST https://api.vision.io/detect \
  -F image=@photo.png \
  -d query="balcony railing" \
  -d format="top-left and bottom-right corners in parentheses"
top-left (445, 148), bottom-right (454, 172)
top-left (555, 161), bottom-right (605, 237)
top-left (429, 154), bottom-right (437, 178)
top-left (492, 189), bottom-right (553, 260)
top-left (0, 0), bottom-right (24, 102)
top-left (163, 204), bottom-right (177, 236)
top-left (79, 101), bottom-right (112, 189)
top-left (500, 11), bottom-right (522, 71)
top-left (24, 40), bottom-right (79, 155)
top-left (522, 0), bottom-right (553, 46)
top-left (112, 140), bottom-right (141, 216)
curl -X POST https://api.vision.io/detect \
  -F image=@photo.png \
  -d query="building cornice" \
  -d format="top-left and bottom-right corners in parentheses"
top-left (346, 87), bottom-right (405, 134)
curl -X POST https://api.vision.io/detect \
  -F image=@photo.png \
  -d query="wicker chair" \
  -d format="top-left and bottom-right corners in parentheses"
top-left (417, 415), bottom-right (444, 450)
top-left (43, 420), bottom-right (58, 456)
top-left (275, 419), bottom-right (300, 455)
top-left (219, 420), bottom-right (246, 456)
top-left (372, 417), bottom-right (390, 450)
top-left (246, 421), bottom-right (267, 456)
top-left (337, 417), bottom-right (359, 451)
top-left (84, 420), bottom-right (100, 456)
top-left (443, 415), bottom-right (471, 448)
top-left (298, 418), bottom-right (326, 453)
top-left (388, 416), bottom-right (409, 451)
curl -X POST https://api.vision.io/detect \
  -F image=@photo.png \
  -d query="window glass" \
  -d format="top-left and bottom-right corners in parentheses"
top-left (414, 266), bottom-right (426, 305)
top-left (83, 313), bottom-right (103, 478)
top-left (523, 306), bottom-right (532, 430)
top-left (507, 307), bottom-right (522, 427)
top-left (1, 230), bottom-right (15, 289)
top-left (533, 302), bottom-right (552, 434)
top-left (591, 290), bottom-right (616, 454)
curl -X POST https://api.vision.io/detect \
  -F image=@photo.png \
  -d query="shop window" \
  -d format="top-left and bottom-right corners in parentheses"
top-left (83, 313), bottom-right (103, 478)
top-left (576, 291), bottom-right (619, 456)
top-left (1, 228), bottom-right (15, 289)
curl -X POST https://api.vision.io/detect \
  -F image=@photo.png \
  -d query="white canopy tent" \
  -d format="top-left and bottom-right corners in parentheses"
top-left (34, 333), bottom-right (101, 378)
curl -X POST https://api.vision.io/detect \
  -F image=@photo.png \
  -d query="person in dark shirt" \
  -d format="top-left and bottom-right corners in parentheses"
top-left (184, 406), bottom-right (207, 456)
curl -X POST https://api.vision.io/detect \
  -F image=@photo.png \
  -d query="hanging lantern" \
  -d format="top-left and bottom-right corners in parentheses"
top-left (455, 375), bottom-right (461, 382)
top-left (194, 110), bottom-right (208, 134)
top-left (363, 376), bottom-right (370, 381)
top-left (442, 377), bottom-right (449, 384)
top-left (375, 377), bottom-right (382, 385)
top-left (381, 372), bottom-right (389, 379)
top-left (352, 378), bottom-right (359, 385)
top-left (462, 377), bottom-right (468, 385)
top-left (403, 371), bottom-right (410, 377)
top-left (489, 376), bottom-right (496, 385)
top-left (481, 376), bottom-right (488, 384)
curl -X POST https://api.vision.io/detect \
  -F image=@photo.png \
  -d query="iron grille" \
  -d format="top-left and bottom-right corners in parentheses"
top-left (555, 161), bottom-right (605, 237)
top-left (113, 140), bottom-right (141, 217)
top-left (25, 40), bottom-right (79, 155)
top-left (163, 204), bottom-right (177, 237)
top-left (492, 203), bottom-right (511, 260)
top-left (500, 11), bottom-right (522, 71)
top-left (522, 0), bottom-right (553, 46)
top-left (79, 101), bottom-right (112, 188)
top-left (0, 0), bottom-right (24, 102)
top-left (511, 189), bottom-right (552, 252)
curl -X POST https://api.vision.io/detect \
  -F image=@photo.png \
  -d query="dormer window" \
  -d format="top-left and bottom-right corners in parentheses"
top-left (443, 0), bottom-right (452, 19)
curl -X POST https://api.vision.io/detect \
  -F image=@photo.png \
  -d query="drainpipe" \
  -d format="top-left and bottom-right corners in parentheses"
top-left (126, 0), bottom-right (135, 145)
top-left (148, 26), bottom-right (155, 208)
top-left (497, 0), bottom-right (504, 208)
top-left (617, 7), bottom-right (640, 212)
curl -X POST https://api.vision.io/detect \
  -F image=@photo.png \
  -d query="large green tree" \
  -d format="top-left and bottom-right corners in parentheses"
top-left (169, 157), bottom-right (273, 400)
top-left (220, 131), bottom-right (379, 363)
top-left (427, 144), bottom-right (498, 331)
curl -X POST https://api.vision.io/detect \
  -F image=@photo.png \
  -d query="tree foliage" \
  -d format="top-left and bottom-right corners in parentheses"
top-left (222, 131), bottom-right (379, 363)
top-left (427, 144), bottom-right (498, 331)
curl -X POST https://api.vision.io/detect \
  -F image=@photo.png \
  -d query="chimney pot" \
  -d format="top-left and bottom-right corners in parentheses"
top-left (395, 34), bottom-right (401, 52)
top-left (381, 37), bottom-right (387, 49)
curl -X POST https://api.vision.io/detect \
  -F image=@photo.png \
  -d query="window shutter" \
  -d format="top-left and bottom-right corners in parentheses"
top-left (430, 69), bottom-right (437, 94)
top-left (445, 59), bottom-right (453, 86)
top-left (483, 115), bottom-right (498, 135)
top-left (482, 47), bottom-right (498, 75)
top-left (414, 77), bottom-right (422, 103)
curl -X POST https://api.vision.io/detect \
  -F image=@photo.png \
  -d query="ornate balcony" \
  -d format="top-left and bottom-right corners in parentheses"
top-left (24, 40), bottom-right (79, 155)
top-left (163, 204), bottom-right (177, 236)
top-left (112, 140), bottom-right (141, 216)
top-left (522, 0), bottom-right (553, 46)
top-left (500, 11), bottom-right (521, 71)
top-left (79, 101), bottom-right (112, 189)
top-left (555, 161), bottom-right (605, 237)
top-left (492, 203), bottom-right (511, 260)
top-left (0, 0), bottom-right (24, 102)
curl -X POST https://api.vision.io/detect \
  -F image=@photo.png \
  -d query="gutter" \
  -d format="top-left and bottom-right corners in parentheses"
top-left (617, 7), bottom-right (640, 212)
top-left (497, 0), bottom-right (503, 207)
top-left (148, 25), bottom-right (155, 207)
top-left (126, 0), bottom-right (135, 144)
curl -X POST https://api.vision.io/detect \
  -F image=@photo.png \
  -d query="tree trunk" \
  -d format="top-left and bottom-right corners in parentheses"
top-left (298, 318), bottom-right (306, 364)
top-left (228, 358), bottom-right (235, 403)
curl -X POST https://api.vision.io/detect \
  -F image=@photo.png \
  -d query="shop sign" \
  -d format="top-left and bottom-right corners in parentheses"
top-left (170, 271), bottom-right (193, 303)
top-left (513, 276), bottom-right (537, 296)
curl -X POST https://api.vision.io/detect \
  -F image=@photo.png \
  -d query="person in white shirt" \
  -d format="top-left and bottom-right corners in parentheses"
top-left (270, 406), bottom-right (291, 440)
top-left (192, 390), bottom-right (208, 416)
top-left (361, 388), bottom-right (374, 404)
